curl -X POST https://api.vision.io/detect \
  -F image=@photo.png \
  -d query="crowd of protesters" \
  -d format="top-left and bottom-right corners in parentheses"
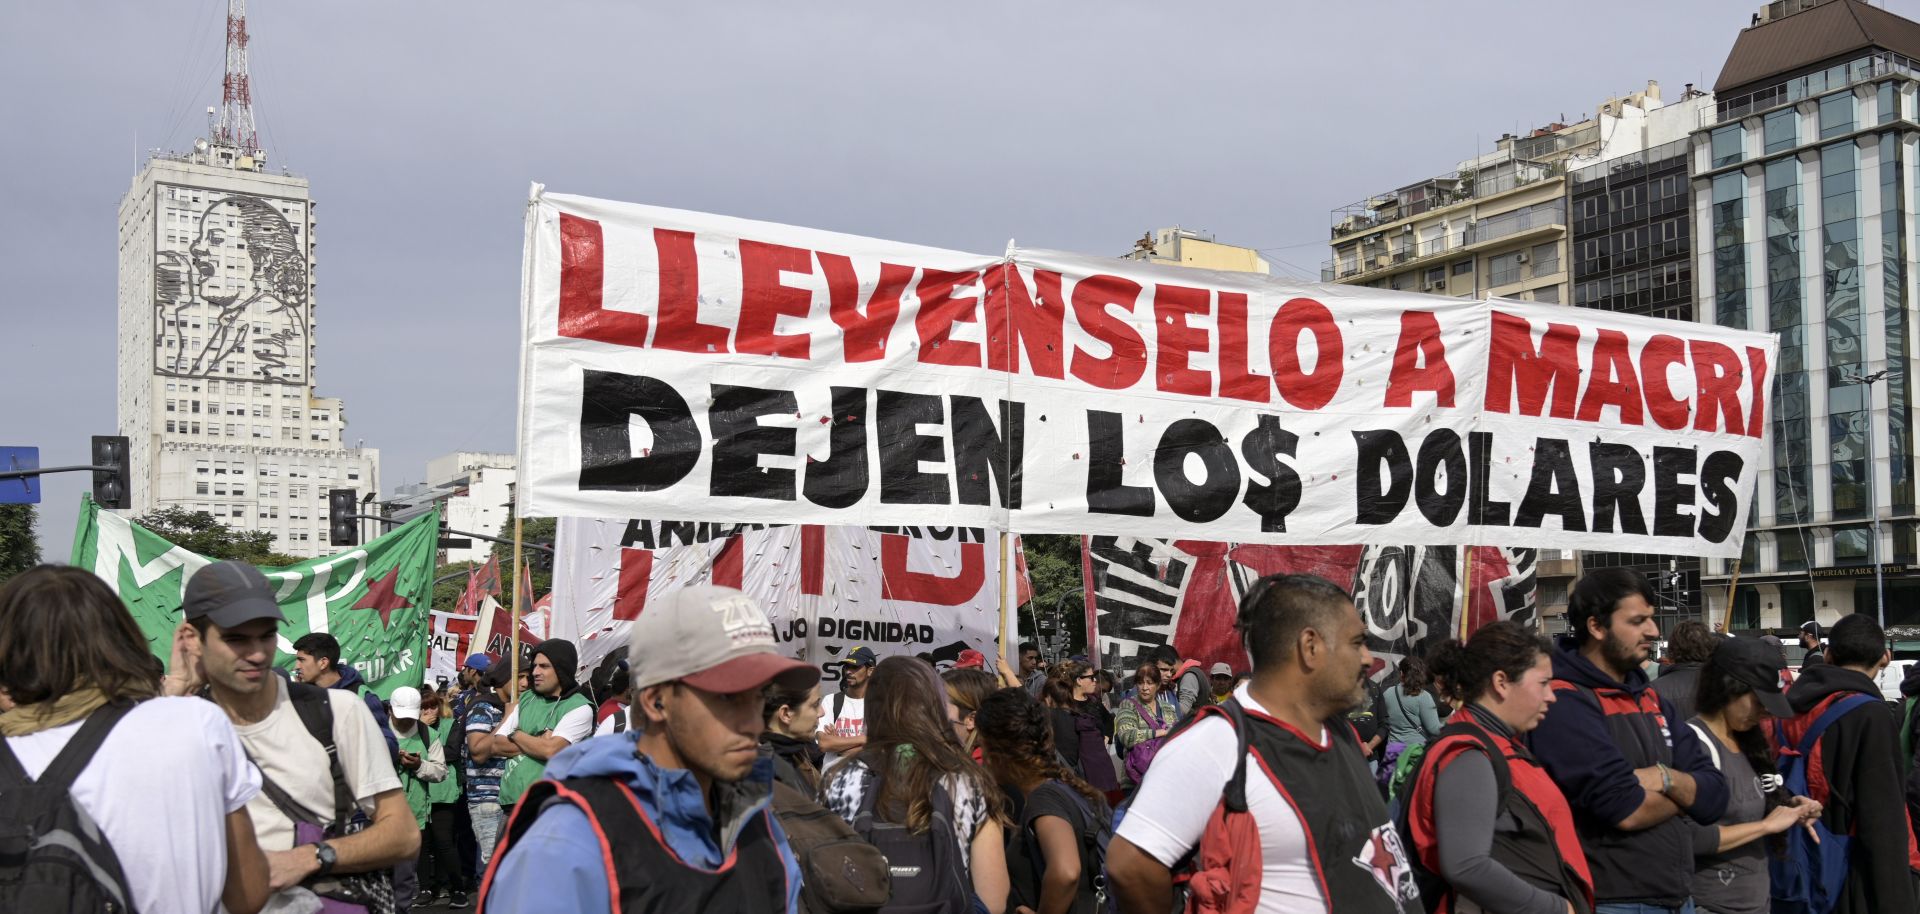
top-left (7, 558), bottom-right (1920, 914)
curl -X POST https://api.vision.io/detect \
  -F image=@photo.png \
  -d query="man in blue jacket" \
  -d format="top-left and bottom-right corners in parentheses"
top-left (293, 631), bottom-right (400, 763)
top-left (478, 584), bottom-right (817, 913)
top-left (1530, 568), bottom-right (1728, 914)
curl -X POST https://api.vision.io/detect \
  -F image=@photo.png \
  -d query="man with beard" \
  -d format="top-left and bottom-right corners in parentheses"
top-left (1530, 569), bottom-right (1727, 914)
top-left (1108, 573), bottom-right (1417, 913)
top-left (488, 640), bottom-right (594, 815)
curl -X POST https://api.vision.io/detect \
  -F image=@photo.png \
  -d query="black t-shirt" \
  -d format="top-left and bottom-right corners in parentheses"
top-left (1348, 683), bottom-right (1385, 745)
top-left (1004, 780), bottom-right (1111, 914)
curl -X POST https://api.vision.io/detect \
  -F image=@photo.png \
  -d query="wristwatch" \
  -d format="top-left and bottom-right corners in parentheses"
top-left (313, 841), bottom-right (337, 877)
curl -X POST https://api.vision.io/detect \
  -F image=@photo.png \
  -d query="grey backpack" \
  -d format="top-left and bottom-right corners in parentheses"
top-left (0, 702), bottom-right (139, 914)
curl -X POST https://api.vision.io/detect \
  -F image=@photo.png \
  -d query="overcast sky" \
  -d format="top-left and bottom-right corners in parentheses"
top-left (2, 0), bottom-right (1755, 557)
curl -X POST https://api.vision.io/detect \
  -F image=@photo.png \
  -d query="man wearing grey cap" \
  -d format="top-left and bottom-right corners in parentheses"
top-left (479, 585), bottom-right (816, 913)
top-left (163, 560), bottom-right (419, 910)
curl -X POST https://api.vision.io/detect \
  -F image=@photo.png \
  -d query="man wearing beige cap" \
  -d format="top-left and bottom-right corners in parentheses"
top-left (479, 585), bottom-right (818, 913)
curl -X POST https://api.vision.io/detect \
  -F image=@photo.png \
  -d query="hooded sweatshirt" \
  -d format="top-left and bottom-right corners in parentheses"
top-left (480, 731), bottom-right (803, 914)
top-left (329, 663), bottom-right (398, 763)
top-left (498, 640), bottom-right (594, 806)
top-left (1528, 642), bottom-right (1728, 907)
top-left (1780, 662), bottom-right (1920, 914)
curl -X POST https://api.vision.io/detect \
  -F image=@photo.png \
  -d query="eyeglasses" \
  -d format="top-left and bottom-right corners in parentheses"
top-left (1076, 673), bottom-right (1096, 681)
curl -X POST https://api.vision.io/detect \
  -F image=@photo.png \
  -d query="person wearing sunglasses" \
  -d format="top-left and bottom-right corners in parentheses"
top-left (1042, 660), bottom-right (1119, 796)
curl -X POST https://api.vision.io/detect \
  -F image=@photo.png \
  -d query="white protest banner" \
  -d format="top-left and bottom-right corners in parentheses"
top-left (519, 190), bottom-right (1777, 557)
top-left (427, 610), bottom-right (475, 688)
top-left (551, 519), bottom-right (1017, 681)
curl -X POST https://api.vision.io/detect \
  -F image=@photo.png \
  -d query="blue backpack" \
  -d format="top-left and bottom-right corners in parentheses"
top-left (1768, 692), bottom-right (1879, 914)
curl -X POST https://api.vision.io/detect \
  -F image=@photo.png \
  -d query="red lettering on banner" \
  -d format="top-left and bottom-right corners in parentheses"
top-left (1484, 311), bottom-right (1578, 418)
top-left (1154, 284), bottom-right (1212, 397)
top-left (1218, 292), bottom-right (1268, 403)
top-left (556, 214), bottom-right (648, 347)
top-left (916, 269), bottom-right (983, 367)
top-left (880, 536), bottom-right (985, 605)
top-left (1577, 330), bottom-right (1644, 425)
top-left (737, 240), bottom-right (814, 359)
top-left (1270, 297), bottom-right (1343, 410)
top-left (1639, 334), bottom-right (1691, 430)
top-left (1745, 346), bottom-right (1769, 439)
top-left (801, 525), bottom-right (826, 596)
top-left (1691, 340), bottom-right (1747, 437)
top-left (713, 536), bottom-right (744, 589)
top-left (818, 254), bottom-right (909, 363)
top-left (1068, 274), bottom-right (1147, 390)
top-left (652, 229), bottom-right (730, 353)
top-left (1384, 310), bottom-right (1455, 408)
top-left (984, 267), bottom-right (1065, 379)
top-left (613, 547), bottom-right (654, 622)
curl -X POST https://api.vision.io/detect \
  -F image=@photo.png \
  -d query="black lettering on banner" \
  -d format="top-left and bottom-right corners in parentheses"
top-left (1086, 411), bottom-right (1154, 517)
top-left (1697, 450), bottom-right (1745, 544)
top-left (709, 384), bottom-right (798, 500)
top-left (876, 390), bottom-right (950, 504)
top-left (620, 519), bottom-right (655, 549)
top-left (1353, 430), bottom-right (1411, 525)
top-left (950, 396), bottom-right (1025, 508)
top-left (1467, 431), bottom-right (1512, 527)
top-left (1414, 429), bottom-right (1467, 526)
top-left (1589, 442), bottom-right (1649, 535)
top-left (1240, 414), bottom-right (1302, 532)
top-left (1153, 418), bottom-right (1239, 523)
top-left (578, 370), bottom-right (699, 491)
top-left (660, 520), bottom-right (699, 547)
top-left (804, 386), bottom-right (870, 509)
top-left (1086, 536), bottom-right (1186, 672)
top-left (1513, 437), bottom-right (1586, 531)
top-left (1653, 446), bottom-right (1697, 537)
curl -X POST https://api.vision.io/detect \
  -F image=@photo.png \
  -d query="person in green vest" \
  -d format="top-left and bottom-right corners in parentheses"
top-left (488, 640), bottom-right (594, 814)
top-left (388, 686), bottom-right (448, 913)
top-left (417, 690), bottom-right (471, 908)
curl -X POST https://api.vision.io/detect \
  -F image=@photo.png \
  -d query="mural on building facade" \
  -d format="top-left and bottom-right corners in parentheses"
top-left (154, 189), bottom-right (308, 385)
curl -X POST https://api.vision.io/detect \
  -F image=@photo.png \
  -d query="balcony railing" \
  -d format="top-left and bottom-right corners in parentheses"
top-left (1330, 156), bottom-right (1573, 240)
top-left (1322, 200), bottom-right (1566, 281)
top-left (1703, 51), bottom-right (1919, 127)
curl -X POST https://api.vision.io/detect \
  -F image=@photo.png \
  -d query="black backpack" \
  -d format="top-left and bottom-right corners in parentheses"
top-left (849, 773), bottom-right (973, 913)
top-left (1010, 781), bottom-right (1113, 914)
top-left (0, 701), bottom-right (140, 914)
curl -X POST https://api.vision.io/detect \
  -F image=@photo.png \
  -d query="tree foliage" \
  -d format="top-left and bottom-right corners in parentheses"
top-left (0, 503), bottom-right (40, 586)
top-left (1021, 534), bottom-right (1087, 656)
top-left (433, 560), bottom-right (480, 612)
top-left (490, 502), bottom-right (555, 601)
top-left (134, 506), bottom-right (301, 566)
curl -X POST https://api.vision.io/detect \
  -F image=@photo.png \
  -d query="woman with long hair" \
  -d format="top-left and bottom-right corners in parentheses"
top-left (822, 656), bottom-right (1009, 913)
top-left (945, 668), bottom-right (1000, 763)
top-left (1405, 620), bottom-right (1595, 914)
top-left (1042, 660), bottom-right (1119, 795)
top-left (0, 565), bottom-right (270, 914)
top-left (1112, 663), bottom-right (1176, 785)
top-left (762, 681), bottom-right (826, 794)
top-left (1687, 638), bottom-right (1823, 914)
top-left (979, 688), bottom-right (1112, 914)
top-left (1385, 655), bottom-right (1445, 748)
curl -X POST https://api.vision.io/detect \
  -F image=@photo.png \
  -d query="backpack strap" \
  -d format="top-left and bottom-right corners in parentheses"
top-left (832, 691), bottom-right (846, 724)
top-left (1688, 722), bottom-right (1723, 772)
top-left (1795, 693), bottom-right (1880, 757)
top-left (1431, 720), bottom-right (1510, 798)
top-left (0, 701), bottom-right (136, 796)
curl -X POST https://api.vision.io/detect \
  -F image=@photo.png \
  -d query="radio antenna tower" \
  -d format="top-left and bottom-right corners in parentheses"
top-left (216, 0), bottom-right (261, 159)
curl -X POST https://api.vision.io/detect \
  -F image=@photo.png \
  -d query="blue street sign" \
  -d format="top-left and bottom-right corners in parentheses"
top-left (0, 447), bottom-right (39, 505)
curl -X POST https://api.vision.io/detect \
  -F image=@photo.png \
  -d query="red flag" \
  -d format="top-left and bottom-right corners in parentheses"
top-left (457, 556), bottom-right (501, 617)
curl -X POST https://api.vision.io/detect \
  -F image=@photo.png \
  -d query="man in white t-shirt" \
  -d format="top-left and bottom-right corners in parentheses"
top-left (1107, 573), bottom-right (1417, 914)
top-left (817, 646), bottom-right (876, 769)
top-left (165, 560), bottom-right (419, 908)
top-left (1, 564), bottom-right (270, 914)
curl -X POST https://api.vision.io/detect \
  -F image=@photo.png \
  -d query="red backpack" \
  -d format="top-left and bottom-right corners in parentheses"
top-left (1109, 698), bottom-right (1262, 914)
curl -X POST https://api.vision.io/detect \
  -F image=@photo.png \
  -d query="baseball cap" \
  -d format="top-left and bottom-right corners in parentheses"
top-left (838, 646), bottom-right (878, 668)
top-left (954, 649), bottom-right (987, 670)
top-left (463, 654), bottom-right (493, 672)
top-left (1800, 620), bottom-right (1822, 639)
top-left (389, 686), bottom-right (422, 722)
top-left (1709, 637), bottom-right (1793, 719)
top-left (1210, 662), bottom-right (1234, 677)
top-left (629, 585), bottom-right (819, 695)
top-left (183, 561), bottom-right (287, 629)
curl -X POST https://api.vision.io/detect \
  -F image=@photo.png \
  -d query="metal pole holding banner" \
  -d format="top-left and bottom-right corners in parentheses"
top-left (1721, 566), bottom-right (1742, 634)
top-left (510, 516), bottom-right (524, 701)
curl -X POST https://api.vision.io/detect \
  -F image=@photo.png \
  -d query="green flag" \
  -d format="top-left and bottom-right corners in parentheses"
top-left (70, 495), bottom-right (439, 698)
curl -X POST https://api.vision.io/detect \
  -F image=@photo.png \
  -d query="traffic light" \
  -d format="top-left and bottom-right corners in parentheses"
top-left (328, 489), bottom-right (359, 546)
top-left (90, 435), bottom-right (131, 509)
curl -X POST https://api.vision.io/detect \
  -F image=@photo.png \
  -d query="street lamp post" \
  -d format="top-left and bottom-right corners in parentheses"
top-left (1849, 369), bottom-right (1891, 629)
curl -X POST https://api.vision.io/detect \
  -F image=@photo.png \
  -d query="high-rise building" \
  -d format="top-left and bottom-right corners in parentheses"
top-left (115, 7), bottom-right (378, 559)
top-left (1562, 85), bottom-right (1718, 632)
top-left (1694, 0), bottom-right (1920, 629)
top-left (388, 452), bottom-right (516, 565)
